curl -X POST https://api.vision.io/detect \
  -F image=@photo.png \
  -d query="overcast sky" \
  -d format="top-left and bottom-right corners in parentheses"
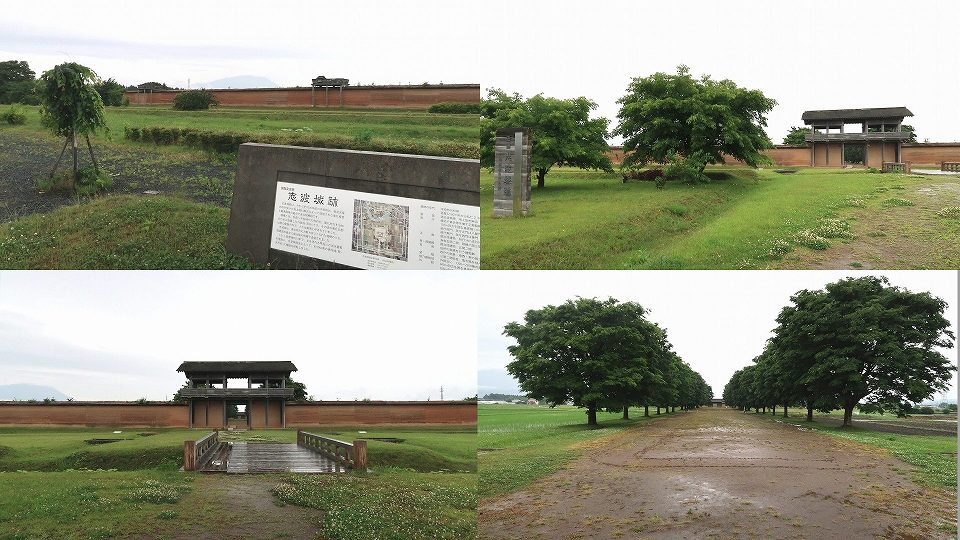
top-left (0, 271), bottom-right (477, 401)
top-left (1, 0), bottom-right (477, 88)
top-left (479, 271), bottom-right (959, 403)
top-left (480, 0), bottom-right (960, 144)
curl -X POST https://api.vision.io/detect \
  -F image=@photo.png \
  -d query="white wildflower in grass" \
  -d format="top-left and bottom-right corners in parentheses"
top-left (814, 219), bottom-right (853, 239)
top-left (883, 197), bottom-right (915, 207)
top-left (936, 206), bottom-right (960, 219)
top-left (766, 239), bottom-right (792, 259)
top-left (845, 197), bottom-right (866, 207)
top-left (794, 230), bottom-right (830, 250)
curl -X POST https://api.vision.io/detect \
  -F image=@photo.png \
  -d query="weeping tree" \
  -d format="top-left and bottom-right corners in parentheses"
top-left (37, 62), bottom-right (107, 185)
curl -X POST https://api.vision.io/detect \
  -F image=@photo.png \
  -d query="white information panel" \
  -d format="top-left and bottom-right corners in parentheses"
top-left (270, 181), bottom-right (480, 269)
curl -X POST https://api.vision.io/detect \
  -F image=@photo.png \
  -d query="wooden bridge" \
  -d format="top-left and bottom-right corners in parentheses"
top-left (183, 430), bottom-right (367, 474)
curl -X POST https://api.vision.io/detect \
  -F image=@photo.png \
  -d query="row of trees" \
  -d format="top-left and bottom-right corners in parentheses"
top-left (1, 59), bottom-right (127, 106)
top-left (480, 65), bottom-right (777, 188)
top-left (504, 297), bottom-right (713, 425)
top-left (723, 277), bottom-right (955, 427)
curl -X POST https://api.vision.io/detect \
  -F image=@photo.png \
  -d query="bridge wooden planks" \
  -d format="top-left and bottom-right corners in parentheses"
top-left (200, 442), bottom-right (345, 474)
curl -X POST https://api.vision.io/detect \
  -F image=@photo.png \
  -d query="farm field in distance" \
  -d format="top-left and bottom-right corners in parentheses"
top-left (480, 166), bottom-right (960, 270)
top-left (0, 425), bottom-right (476, 540)
top-left (478, 405), bottom-right (957, 539)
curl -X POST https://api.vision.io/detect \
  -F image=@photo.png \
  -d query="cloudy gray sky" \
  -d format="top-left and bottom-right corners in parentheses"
top-left (2, 0), bottom-right (477, 88)
top-left (480, 0), bottom-right (960, 144)
top-left (479, 271), bottom-right (959, 404)
top-left (0, 271), bottom-right (477, 401)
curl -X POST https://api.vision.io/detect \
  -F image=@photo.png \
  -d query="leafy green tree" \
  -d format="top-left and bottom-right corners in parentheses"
top-left (614, 65), bottom-right (777, 176)
top-left (782, 126), bottom-right (811, 146)
top-left (481, 89), bottom-right (612, 188)
top-left (505, 297), bottom-right (660, 426)
top-left (95, 77), bottom-right (126, 106)
top-left (772, 277), bottom-right (954, 427)
top-left (0, 60), bottom-right (38, 104)
top-left (284, 377), bottom-right (309, 401)
top-left (37, 62), bottom-right (107, 183)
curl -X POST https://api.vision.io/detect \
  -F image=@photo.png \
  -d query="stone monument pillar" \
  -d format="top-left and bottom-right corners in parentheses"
top-left (493, 127), bottom-right (531, 217)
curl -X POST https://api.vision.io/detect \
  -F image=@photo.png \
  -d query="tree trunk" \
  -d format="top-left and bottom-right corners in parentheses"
top-left (85, 134), bottom-right (99, 171)
top-left (671, 406), bottom-right (675, 413)
top-left (50, 138), bottom-right (69, 179)
top-left (536, 168), bottom-right (546, 189)
top-left (842, 402), bottom-right (855, 428)
top-left (656, 406), bottom-right (660, 415)
top-left (761, 406), bottom-right (766, 414)
top-left (622, 406), bottom-right (629, 420)
top-left (644, 405), bottom-right (649, 417)
top-left (771, 405), bottom-right (776, 415)
top-left (586, 405), bottom-right (597, 426)
top-left (754, 407), bottom-right (759, 413)
top-left (783, 405), bottom-right (788, 418)
top-left (806, 403), bottom-right (814, 422)
top-left (71, 129), bottom-right (79, 184)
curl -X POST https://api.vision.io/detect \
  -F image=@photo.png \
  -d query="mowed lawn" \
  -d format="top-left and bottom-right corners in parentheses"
top-left (480, 167), bottom-right (960, 269)
top-left (0, 426), bottom-right (476, 540)
top-left (478, 404), bottom-right (666, 498)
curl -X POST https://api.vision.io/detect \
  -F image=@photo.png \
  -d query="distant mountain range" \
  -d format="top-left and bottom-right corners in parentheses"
top-left (0, 384), bottom-right (71, 401)
top-left (478, 369), bottom-right (521, 396)
top-left (194, 75), bottom-right (278, 89)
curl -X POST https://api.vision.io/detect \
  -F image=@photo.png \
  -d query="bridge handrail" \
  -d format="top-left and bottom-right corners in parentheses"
top-left (942, 161), bottom-right (960, 172)
top-left (297, 430), bottom-right (368, 470)
top-left (183, 430), bottom-right (220, 471)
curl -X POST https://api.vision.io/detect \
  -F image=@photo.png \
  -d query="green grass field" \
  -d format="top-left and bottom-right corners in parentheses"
top-left (1, 104), bottom-right (478, 149)
top-left (480, 167), bottom-right (960, 269)
top-left (0, 425), bottom-right (476, 540)
top-left (748, 412), bottom-right (957, 489)
top-left (478, 404), bottom-right (666, 498)
top-left (0, 195), bottom-right (255, 269)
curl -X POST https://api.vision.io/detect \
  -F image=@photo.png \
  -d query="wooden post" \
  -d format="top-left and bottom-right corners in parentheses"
top-left (353, 440), bottom-right (368, 470)
top-left (184, 440), bottom-right (196, 471)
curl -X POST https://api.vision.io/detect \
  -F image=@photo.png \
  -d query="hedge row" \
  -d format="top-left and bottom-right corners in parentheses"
top-left (123, 126), bottom-right (479, 159)
top-left (427, 102), bottom-right (482, 114)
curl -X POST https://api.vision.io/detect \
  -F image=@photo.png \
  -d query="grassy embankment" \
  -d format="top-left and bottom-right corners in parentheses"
top-left (0, 425), bottom-right (476, 540)
top-left (480, 166), bottom-right (960, 269)
top-left (745, 411), bottom-right (957, 489)
top-left (0, 105), bottom-right (478, 269)
top-left (478, 404), bottom-right (669, 498)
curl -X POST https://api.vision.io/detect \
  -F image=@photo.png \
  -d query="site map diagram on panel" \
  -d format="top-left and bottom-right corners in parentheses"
top-left (351, 200), bottom-right (410, 261)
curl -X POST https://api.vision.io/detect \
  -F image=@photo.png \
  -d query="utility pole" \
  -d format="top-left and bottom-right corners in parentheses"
top-left (440, 386), bottom-right (444, 401)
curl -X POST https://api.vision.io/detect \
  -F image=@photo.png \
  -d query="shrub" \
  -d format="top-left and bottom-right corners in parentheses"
top-left (172, 89), bottom-right (218, 111)
top-left (353, 129), bottom-right (374, 144)
top-left (1, 105), bottom-right (26, 125)
top-left (917, 406), bottom-right (935, 415)
top-left (661, 153), bottom-right (708, 188)
top-left (428, 102), bottom-right (482, 114)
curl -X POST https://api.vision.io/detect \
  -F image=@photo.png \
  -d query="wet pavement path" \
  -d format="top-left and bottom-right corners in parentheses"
top-left (480, 408), bottom-right (955, 539)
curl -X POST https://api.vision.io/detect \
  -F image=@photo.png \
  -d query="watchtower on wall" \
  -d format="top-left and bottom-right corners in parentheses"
top-left (802, 107), bottom-right (913, 168)
top-left (177, 361), bottom-right (297, 429)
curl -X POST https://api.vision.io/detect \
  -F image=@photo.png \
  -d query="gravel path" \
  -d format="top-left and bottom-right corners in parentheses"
top-left (480, 408), bottom-right (955, 539)
top-left (0, 130), bottom-right (236, 222)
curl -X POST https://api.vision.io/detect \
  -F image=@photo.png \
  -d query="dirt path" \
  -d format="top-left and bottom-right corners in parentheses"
top-left (153, 475), bottom-right (322, 539)
top-left (479, 408), bottom-right (955, 539)
top-left (777, 177), bottom-right (960, 269)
